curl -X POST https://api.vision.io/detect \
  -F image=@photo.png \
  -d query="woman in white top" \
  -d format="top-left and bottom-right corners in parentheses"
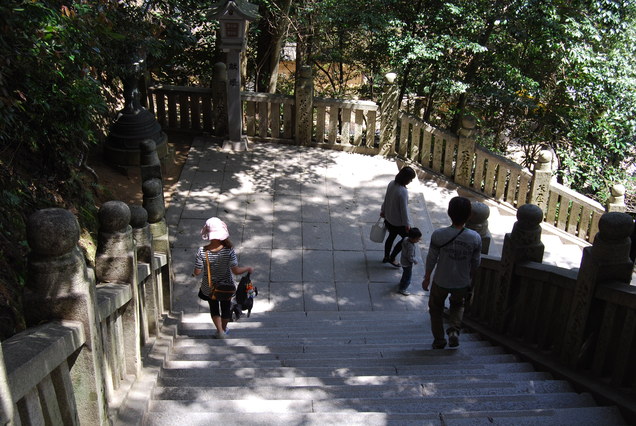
top-left (380, 166), bottom-right (416, 267)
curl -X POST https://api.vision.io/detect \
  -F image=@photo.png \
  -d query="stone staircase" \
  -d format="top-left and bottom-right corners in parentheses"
top-left (118, 311), bottom-right (625, 425)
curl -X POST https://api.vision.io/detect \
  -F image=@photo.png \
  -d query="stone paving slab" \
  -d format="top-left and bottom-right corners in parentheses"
top-left (167, 138), bottom-right (593, 315)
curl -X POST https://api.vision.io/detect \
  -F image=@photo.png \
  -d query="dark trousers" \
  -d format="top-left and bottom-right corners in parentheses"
top-left (428, 282), bottom-right (469, 343)
top-left (208, 299), bottom-right (232, 320)
top-left (384, 220), bottom-right (407, 261)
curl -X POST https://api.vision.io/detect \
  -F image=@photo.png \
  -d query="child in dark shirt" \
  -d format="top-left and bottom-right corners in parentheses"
top-left (397, 227), bottom-right (422, 296)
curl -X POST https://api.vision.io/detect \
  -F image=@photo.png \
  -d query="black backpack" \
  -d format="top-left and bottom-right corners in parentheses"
top-left (232, 273), bottom-right (257, 320)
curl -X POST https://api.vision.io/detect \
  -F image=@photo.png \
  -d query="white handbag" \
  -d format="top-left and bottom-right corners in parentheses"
top-left (369, 217), bottom-right (387, 243)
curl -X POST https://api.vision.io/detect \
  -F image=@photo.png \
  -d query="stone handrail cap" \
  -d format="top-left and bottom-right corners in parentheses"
top-left (461, 115), bottom-right (476, 130)
top-left (27, 208), bottom-right (79, 255)
top-left (598, 212), bottom-right (634, 240)
top-left (516, 203), bottom-right (543, 225)
top-left (385, 73), bottom-right (397, 84)
top-left (99, 201), bottom-right (131, 233)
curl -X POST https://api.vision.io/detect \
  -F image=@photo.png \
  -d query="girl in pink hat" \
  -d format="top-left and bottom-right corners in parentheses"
top-left (192, 217), bottom-right (254, 338)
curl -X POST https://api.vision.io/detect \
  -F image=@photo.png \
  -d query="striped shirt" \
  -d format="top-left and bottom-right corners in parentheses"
top-left (194, 246), bottom-right (238, 297)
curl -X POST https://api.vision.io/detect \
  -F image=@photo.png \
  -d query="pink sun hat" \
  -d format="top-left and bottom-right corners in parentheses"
top-left (201, 217), bottom-right (229, 241)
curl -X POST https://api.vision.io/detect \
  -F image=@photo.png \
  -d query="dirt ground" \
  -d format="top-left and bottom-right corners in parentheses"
top-left (88, 131), bottom-right (193, 208)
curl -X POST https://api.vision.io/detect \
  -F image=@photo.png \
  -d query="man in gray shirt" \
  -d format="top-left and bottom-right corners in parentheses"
top-left (422, 196), bottom-right (482, 349)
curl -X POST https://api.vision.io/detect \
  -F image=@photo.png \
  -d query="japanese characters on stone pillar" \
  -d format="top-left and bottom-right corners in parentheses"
top-left (466, 201), bottom-right (491, 254)
top-left (379, 73), bottom-right (399, 157)
top-left (494, 203), bottom-right (545, 332)
top-left (562, 212), bottom-right (634, 366)
top-left (95, 201), bottom-right (141, 377)
top-left (455, 116), bottom-right (477, 187)
top-left (530, 150), bottom-right (553, 213)
top-left (25, 208), bottom-right (108, 425)
top-left (295, 65), bottom-right (314, 146)
top-left (209, 1), bottom-right (259, 151)
top-left (212, 62), bottom-right (229, 137)
top-left (607, 183), bottom-right (627, 213)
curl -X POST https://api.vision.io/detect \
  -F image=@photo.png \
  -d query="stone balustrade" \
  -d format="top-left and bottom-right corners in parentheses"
top-left (1, 140), bottom-right (173, 425)
top-left (146, 72), bottom-right (627, 244)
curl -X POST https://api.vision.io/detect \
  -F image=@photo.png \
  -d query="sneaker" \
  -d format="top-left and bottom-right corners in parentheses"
top-left (382, 256), bottom-right (390, 263)
top-left (397, 289), bottom-right (411, 296)
top-left (432, 339), bottom-right (447, 349)
top-left (214, 331), bottom-right (226, 339)
top-left (448, 331), bottom-right (459, 348)
top-left (389, 260), bottom-right (401, 268)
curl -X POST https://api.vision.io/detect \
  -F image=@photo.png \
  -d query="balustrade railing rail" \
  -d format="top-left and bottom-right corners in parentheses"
top-left (147, 82), bottom-right (620, 243)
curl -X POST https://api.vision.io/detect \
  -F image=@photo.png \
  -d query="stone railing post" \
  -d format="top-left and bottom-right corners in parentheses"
top-left (607, 183), bottom-right (627, 213)
top-left (561, 212), bottom-right (634, 366)
top-left (0, 342), bottom-right (14, 425)
top-left (143, 178), bottom-right (172, 312)
top-left (455, 116), bottom-right (477, 188)
top-left (24, 208), bottom-right (108, 425)
top-left (493, 204), bottom-right (545, 332)
top-left (295, 65), bottom-right (314, 146)
top-left (212, 62), bottom-right (228, 138)
top-left (466, 201), bottom-right (491, 254)
top-left (378, 72), bottom-right (399, 157)
top-left (95, 201), bottom-right (141, 377)
top-left (140, 139), bottom-right (162, 184)
top-left (529, 149), bottom-right (552, 212)
top-left (130, 204), bottom-right (158, 339)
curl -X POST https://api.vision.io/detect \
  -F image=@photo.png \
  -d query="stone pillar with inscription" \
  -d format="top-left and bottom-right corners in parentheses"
top-left (455, 116), bottom-right (477, 187)
top-left (25, 208), bottom-right (108, 425)
top-left (378, 73), bottom-right (399, 157)
top-left (212, 62), bottom-right (228, 137)
top-left (95, 201), bottom-right (141, 377)
top-left (466, 201), bottom-right (491, 254)
top-left (493, 204), bottom-right (545, 332)
top-left (529, 149), bottom-right (552, 213)
top-left (561, 212), bottom-right (634, 366)
top-left (209, 1), bottom-right (259, 151)
top-left (295, 65), bottom-right (314, 146)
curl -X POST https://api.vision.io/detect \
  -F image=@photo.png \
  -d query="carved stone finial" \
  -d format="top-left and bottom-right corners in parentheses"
top-left (299, 65), bottom-right (312, 79)
top-left (591, 212), bottom-right (634, 263)
top-left (536, 150), bottom-right (552, 171)
top-left (510, 203), bottom-right (544, 246)
top-left (129, 204), bottom-right (149, 230)
top-left (466, 201), bottom-right (491, 254)
top-left (142, 178), bottom-right (165, 224)
top-left (27, 208), bottom-right (79, 256)
top-left (384, 72), bottom-right (397, 84)
top-left (98, 201), bottom-right (131, 233)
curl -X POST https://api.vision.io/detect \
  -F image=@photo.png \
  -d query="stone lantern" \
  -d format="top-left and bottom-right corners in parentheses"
top-left (104, 56), bottom-right (168, 167)
top-left (209, 0), bottom-right (259, 151)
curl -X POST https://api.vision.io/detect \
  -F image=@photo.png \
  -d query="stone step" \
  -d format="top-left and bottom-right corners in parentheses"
top-left (166, 345), bottom-right (504, 362)
top-left (169, 339), bottom-right (494, 355)
top-left (147, 392), bottom-right (597, 414)
top-left (153, 379), bottom-right (574, 401)
top-left (157, 370), bottom-right (555, 388)
top-left (163, 350), bottom-right (518, 374)
top-left (144, 406), bottom-right (625, 426)
top-left (162, 351), bottom-right (518, 369)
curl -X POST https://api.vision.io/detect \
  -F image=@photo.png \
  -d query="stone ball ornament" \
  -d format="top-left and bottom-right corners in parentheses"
top-left (27, 208), bottom-right (80, 256)
top-left (98, 201), bottom-right (131, 233)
